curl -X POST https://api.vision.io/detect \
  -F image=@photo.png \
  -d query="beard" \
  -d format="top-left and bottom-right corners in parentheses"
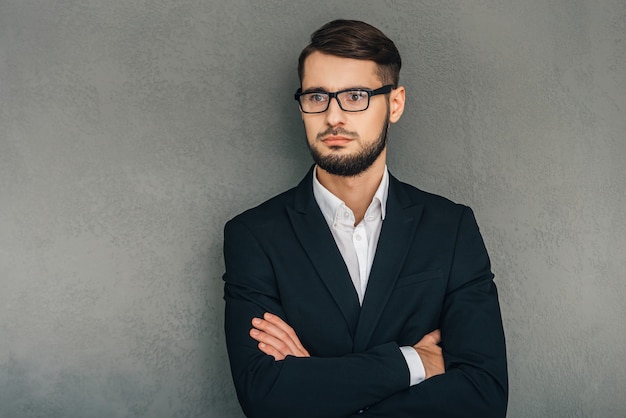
top-left (307, 116), bottom-right (389, 177)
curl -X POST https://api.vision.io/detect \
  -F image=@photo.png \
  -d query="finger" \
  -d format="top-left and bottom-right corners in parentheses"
top-left (252, 316), bottom-right (308, 357)
top-left (264, 313), bottom-right (310, 355)
top-left (250, 328), bottom-right (293, 358)
top-left (257, 341), bottom-right (286, 361)
top-left (250, 320), bottom-right (309, 358)
top-left (263, 313), bottom-right (294, 334)
top-left (252, 317), bottom-right (298, 352)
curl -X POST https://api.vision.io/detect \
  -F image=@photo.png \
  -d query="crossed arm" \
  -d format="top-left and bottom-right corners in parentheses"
top-left (250, 312), bottom-right (445, 379)
top-left (224, 207), bottom-right (508, 417)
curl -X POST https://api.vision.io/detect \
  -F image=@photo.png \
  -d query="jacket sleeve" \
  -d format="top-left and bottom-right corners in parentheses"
top-left (223, 217), bottom-right (410, 418)
top-left (350, 207), bottom-right (508, 417)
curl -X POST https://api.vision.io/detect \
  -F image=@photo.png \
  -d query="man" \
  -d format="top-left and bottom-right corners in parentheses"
top-left (223, 19), bottom-right (507, 417)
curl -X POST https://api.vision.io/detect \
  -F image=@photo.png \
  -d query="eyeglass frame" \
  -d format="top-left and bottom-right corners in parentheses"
top-left (294, 84), bottom-right (394, 114)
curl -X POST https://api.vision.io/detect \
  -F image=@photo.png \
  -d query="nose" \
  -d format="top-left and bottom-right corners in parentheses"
top-left (324, 96), bottom-right (347, 127)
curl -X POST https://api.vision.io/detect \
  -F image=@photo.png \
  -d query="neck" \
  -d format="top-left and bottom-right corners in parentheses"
top-left (316, 155), bottom-right (386, 224)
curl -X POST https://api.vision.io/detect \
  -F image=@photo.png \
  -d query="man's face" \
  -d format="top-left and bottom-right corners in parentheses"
top-left (299, 51), bottom-right (404, 177)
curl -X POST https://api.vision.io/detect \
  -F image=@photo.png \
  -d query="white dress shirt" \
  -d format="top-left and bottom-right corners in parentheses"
top-left (312, 166), bottom-right (425, 386)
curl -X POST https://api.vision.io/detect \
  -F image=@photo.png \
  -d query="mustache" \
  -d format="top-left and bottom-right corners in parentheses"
top-left (316, 128), bottom-right (358, 141)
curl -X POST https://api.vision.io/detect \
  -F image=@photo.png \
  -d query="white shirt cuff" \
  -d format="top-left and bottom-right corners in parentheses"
top-left (399, 346), bottom-right (426, 386)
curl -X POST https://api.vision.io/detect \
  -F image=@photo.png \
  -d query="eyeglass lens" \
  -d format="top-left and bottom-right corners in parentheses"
top-left (300, 90), bottom-right (370, 113)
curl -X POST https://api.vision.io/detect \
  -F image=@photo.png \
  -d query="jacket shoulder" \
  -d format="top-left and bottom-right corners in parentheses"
top-left (226, 186), bottom-right (297, 230)
top-left (392, 176), bottom-right (469, 214)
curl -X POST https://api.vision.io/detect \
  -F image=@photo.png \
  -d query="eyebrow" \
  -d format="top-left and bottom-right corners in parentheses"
top-left (300, 86), bottom-right (375, 94)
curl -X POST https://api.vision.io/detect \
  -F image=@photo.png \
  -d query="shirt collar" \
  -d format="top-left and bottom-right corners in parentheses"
top-left (312, 166), bottom-right (389, 227)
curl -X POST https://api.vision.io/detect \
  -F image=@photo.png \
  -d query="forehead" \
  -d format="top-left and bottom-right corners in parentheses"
top-left (301, 51), bottom-right (381, 90)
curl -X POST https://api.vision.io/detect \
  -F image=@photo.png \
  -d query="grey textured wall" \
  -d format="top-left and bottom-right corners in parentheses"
top-left (1, 1), bottom-right (624, 417)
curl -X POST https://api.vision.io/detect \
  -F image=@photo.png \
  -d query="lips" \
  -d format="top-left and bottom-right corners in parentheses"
top-left (322, 136), bottom-right (352, 146)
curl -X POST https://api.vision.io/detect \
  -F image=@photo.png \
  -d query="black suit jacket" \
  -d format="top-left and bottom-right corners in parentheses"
top-left (223, 168), bottom-right (508, 417)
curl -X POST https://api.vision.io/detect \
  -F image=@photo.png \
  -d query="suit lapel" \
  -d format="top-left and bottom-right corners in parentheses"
top-left (287, 168), bottom-right (361, 337)
top-left (353, 176), bottom-right (424, 352)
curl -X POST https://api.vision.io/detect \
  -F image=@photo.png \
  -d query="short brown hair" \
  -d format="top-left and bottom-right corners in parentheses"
top-left (298, 19), bottom-right (402, 88)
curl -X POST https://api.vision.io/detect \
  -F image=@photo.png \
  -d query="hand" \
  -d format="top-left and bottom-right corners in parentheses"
top-left (413, 329), bottom-right (445, 379)
top-left (250, 312), bottom-right (310, 361)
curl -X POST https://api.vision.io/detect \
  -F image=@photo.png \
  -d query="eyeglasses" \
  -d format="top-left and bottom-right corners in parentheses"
top-left (294, 85), bottom-right (393, 114)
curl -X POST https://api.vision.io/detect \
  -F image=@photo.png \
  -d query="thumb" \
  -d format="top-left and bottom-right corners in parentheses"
top-left (417, 329), bottom-right (441, 346)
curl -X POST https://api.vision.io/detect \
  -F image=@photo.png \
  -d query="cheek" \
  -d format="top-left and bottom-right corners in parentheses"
top-left (303, 119), bottom-right (320, 139)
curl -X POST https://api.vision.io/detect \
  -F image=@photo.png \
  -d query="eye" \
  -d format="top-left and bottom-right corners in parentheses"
top-left (306, 93), bottom-right (328, 103)
top-left (343, 90), bottom-right (368, 103)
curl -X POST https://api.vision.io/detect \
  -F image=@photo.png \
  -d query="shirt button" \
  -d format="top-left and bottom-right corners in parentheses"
top-left (344, 212), bottom-right (350, 218)
top-left (355, 235), bottom-right (362, 241)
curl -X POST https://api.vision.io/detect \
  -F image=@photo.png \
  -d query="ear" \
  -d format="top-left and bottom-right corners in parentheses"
top-left (388, 86), bottom-right (406, 123)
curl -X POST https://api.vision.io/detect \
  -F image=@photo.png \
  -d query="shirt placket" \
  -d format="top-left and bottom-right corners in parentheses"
top-left (352, 222), bottom-right (368, 299)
